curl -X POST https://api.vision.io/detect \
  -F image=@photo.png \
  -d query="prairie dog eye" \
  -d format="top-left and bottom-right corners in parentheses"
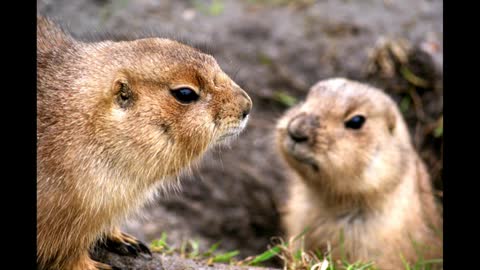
top-left (345, 115), bottom-right (366, 129)
top-left (170, 87), bottom-right (199, 104)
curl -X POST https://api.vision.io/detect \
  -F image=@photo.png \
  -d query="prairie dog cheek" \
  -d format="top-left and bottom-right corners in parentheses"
top-left (276, 116), bottom-right (290, 130)
top-left (205, 93), bottom-right (213, 102)
top-left (111, 108), bottom-right (126, 121)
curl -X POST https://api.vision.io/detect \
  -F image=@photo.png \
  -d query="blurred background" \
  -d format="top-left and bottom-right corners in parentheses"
top-left (38, 0), bottom-right (443, 266)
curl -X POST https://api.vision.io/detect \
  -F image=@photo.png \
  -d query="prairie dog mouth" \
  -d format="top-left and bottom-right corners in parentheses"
top-left (216, 115), bottom-right (249, 143)
top-left (283, 134), bottom-right (319, 171)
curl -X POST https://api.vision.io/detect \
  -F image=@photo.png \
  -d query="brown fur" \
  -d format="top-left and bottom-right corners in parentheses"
top-left (276, 78), bottom-right (442, 269)
top-left (37, 16), bottom-right (252, 270)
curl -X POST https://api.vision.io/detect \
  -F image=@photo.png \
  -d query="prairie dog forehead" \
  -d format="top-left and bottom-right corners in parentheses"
top-left (117, 47), bottom-right (219, 89)
top-left (121, 38), bottom-right (217, 68)
top-left (303, 78), bottom-right (379, 117)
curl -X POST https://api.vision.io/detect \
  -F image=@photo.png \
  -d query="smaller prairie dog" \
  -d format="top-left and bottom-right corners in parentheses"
top-left (276, 78), bottom-right (442, 269)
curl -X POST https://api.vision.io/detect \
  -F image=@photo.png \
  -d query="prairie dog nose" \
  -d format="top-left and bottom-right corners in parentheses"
top-left (287, 114), bottom-right (318, 143)
top-left (237, 88), bottom-right (252, 119)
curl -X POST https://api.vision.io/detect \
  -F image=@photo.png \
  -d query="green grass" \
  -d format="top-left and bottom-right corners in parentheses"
top-left (433, 116), bottom-right (443, 138)
top-left (241, 236), bottom-right (442, 270)
top-left (150, 231), bottom-right (442, 269)
top-left (257, 52), bottom-right (274, 66)
top-left (400, 95), bottom-right (411, 113)
top-left (210, 250), bottom-right (241, 263)
top-left (150, 232), bottom-right (240, 265)
top-left (400, 66), bottom-right (430, 88)
top-left (273, 90), bottom-right (298, 107)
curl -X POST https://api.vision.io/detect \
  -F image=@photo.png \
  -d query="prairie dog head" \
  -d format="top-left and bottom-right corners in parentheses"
top-left (69, 38), bottom-right (252, 180)
top-left (276, 78), bottom-right (411, 194)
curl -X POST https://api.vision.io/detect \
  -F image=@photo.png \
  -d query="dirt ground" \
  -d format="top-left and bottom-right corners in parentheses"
top-left (38, 0), bottom-right (443, 267)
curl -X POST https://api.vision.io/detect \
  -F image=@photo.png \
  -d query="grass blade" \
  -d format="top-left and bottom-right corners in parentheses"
top-left (248, 245), bottom-right (282, 265)
top-left (212, 250), bottom-right (240, 263)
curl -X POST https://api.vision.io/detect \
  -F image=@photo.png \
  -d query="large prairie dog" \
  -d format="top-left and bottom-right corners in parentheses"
top-left (37, 17), bottom-right (252, 270)
top-left (276, 78), bottom-right (442, 269)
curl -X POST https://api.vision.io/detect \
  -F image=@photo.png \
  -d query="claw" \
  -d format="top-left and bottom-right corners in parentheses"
top-left (137, 241), bottom-right (153, 257)
top-left (100, 228), bottom-right (152, 258)
top-left (125, 243), bottom-right (139, 256)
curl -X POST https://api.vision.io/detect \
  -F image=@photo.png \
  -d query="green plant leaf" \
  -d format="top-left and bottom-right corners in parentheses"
top-left (400, 66), bottom-right (430, 88)
top-left (203, 242), bottom-right (221, 257)
top-left (273, 91), bottom-right (298, 107)
top-left (150, 232), bottom-right (169, 251)
top-left (188, 239), bottom-right (200, 258)
top-left (211, 250), bottom-right (240, 263)
top-left (248, 246), bottom-right (282, 265)
top-left (400, 96), bottom-right (411, 113)
top-left (433, 116), bottom-right (443, 138)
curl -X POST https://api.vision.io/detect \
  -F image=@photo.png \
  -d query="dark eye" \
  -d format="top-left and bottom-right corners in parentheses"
top-left (345, 115), bottom-right (366, 129)
top-left (170, 88), bottom-right (199, 104)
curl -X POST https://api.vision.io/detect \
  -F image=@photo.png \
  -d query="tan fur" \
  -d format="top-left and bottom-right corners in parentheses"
top-left (37, 16), bottom-right (252, 270)
top-left (276, 78), bottom-right (442, 269)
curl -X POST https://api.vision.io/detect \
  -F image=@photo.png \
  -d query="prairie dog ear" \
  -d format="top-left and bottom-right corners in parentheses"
top-left (112, 77), bottom-right (135, 109)
top-left (386, 105), bottom-right (397, 134)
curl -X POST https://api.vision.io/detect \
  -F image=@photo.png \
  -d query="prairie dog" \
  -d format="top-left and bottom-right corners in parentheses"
top-left (276, 78), bottom-right (442, 269)
top-left (37, 17), bottom-right (252, 270)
